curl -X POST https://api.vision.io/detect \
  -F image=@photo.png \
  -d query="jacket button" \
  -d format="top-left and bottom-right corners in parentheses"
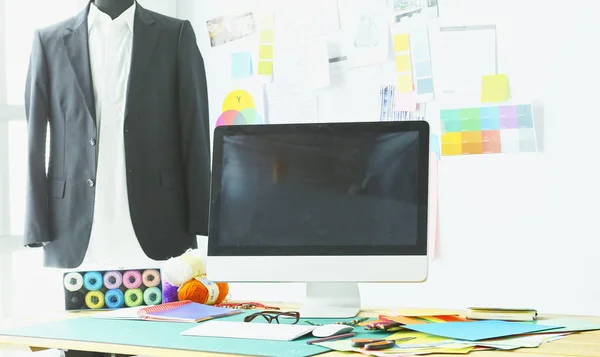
top-left (89, 138), bottom-right (96, 146)
top-left (87, 179), bottom-right (95, 187)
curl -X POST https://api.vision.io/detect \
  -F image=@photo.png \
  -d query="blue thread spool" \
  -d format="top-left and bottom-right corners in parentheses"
top-left (83, 271), bottom-right (103, 291)
top-left (105, 289), bottom-right (125, 309)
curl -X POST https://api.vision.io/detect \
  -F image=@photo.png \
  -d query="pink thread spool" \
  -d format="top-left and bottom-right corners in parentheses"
top-left (123, 270), bottom-right (143, 289)
top-left (142, 269), bottom-right (160, 288)
top-left (103, 271), bottom-right (123, 290)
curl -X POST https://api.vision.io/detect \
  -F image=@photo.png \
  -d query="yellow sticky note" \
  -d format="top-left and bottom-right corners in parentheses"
top-left (397, 74), bottom-right (413, 93)
top-left (441, 132), bottom-right (462, 156)
top-left (260, 30), bottom-right (274, 43)
top-left (260, 13), bottom-right (274, 28)
top-left (259, 45), bottom-right (274, 59)
top-left (480, 74), bottom-right (510, 103)
top-left (393, 34), bottom-right (410, 52)
top-left (395, 54), bottom-right (412, 72)
top-left (258, 61), bottom-right (273, 75)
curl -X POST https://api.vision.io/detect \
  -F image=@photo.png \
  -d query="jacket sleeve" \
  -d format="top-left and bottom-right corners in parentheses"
top-left (177, 20), bottom-right (211, 236)
top-left (23, 30), bottom-right (51, 247)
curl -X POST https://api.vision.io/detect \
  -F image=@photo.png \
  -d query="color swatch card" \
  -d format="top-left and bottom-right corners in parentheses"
top-left (258, 13), bottom-right (274, 76)
top-left (410, 28), bottom-right (434, 101)
top-left (440, 104), bottom-right (537, 156)
top-left (392, 33), bottom-right (414, 94)
top-left (63, 269), bottom-right (163, 311)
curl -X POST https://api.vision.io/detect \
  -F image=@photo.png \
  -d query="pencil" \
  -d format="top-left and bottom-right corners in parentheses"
top-left (306, 332), bottom-right (356, 345)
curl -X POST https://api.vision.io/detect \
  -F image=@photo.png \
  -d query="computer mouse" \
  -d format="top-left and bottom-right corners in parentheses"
top-left (312, 324), bottom-right (355, 338)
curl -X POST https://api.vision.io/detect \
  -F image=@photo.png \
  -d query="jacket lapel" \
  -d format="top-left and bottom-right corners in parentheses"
top-left (63, 4), bottom-right (96, 124)
top-left (125, 4), bottom-right (160, 119)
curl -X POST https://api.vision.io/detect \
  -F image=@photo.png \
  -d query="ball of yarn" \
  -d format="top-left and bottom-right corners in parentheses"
top-left (163, 249), bottom-right (206, 287)
top-left (162, 281), bottom-right (179, 303)
top-left (178, 278), bottom-right (229, 305)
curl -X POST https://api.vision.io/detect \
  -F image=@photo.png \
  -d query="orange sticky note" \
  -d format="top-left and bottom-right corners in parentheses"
top-left (395, 54), bottom-right (412, 72)
top-left (397, 74), bottom-right (413, 93)
top-left (393, 34), bottom-right (410, 52)
top-left (258, 61), bottom-right (273, 75)
top-left (480, 74), bottom-right (510, 103)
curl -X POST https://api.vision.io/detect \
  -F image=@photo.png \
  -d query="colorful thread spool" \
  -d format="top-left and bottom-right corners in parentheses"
top-left (65, 291), bottom-right (85, 309)
top-left (143, 287), bottom-right (162, 306)
top-left (178, 277), bottom-right (229, 305)
top-left (103, 271), bottom-right (123, 290)
top-left (142, 269), bottom-right (160, 288)
top-left (63, 272), bottom-right (83, 292)
top-left (162, 281), bottom-right (179, 303)
top-left (124, 288), bottom-right (144, 307)
top-left (83, 271), bottom-right (103, 291)
top-left (85, 290), bottom-right (105, 309)
top-left (123, 270), bottom-right (142, 289)
top-left (105, 289), bottom-right (125, 309)
top-left (163, 249), bottom-right (205, 287)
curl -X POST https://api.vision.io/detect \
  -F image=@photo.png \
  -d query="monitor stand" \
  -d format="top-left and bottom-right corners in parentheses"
top-left (297, 282), bottom-right (361, 319)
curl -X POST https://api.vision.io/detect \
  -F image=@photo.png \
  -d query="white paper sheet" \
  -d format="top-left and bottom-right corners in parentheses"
top-left (266, 84), bottom-right (319, 124)
top-left (338, 0), bottom-right (390, 67)
top-left (436, 25), bottom-right (497, 96)
top-left (273, 40), bottom-right (330, 92)
top-left (274, 0), bottom-right (340, 49)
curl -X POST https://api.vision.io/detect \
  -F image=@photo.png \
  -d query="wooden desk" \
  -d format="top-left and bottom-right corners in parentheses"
top-left (1, 309), bottom-right (599, 357)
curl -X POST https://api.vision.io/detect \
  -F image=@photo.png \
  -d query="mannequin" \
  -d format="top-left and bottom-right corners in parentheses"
top-left (92, 0), bottom-right (134, 19)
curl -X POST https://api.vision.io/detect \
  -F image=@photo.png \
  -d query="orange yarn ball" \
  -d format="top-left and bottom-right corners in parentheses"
top-left (178, 279), bottom-right (229, 305)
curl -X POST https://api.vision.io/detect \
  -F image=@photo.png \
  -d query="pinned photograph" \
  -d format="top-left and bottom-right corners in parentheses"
top-left (391, 0), bottom-right (439, 22)
top-left (206, 12), bottom-right (257, 47)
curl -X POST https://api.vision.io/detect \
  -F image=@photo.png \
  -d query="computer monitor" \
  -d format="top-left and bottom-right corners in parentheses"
top-left (206, 121), bottom-right (430, 318)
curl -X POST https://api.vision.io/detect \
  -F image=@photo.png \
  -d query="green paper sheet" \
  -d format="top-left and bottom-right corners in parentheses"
top-left (0, 313), bottom-right (376, 357)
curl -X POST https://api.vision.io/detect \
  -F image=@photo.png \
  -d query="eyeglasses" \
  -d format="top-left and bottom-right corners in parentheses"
top-left (243, 310), bottom-right (300, 324)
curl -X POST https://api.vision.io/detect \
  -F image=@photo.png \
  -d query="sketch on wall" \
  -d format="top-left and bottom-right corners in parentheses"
top-left (206, 12), bottom-right (257, 47)
top-left (391, 0), bottom-right (439, 22)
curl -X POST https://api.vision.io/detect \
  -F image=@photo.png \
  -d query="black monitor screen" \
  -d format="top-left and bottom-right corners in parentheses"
top-left (208, 122), bottom-right (429, 256)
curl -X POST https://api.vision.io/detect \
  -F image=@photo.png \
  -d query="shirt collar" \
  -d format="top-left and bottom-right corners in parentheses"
top-left (88, 1), bottom-right (136, 33)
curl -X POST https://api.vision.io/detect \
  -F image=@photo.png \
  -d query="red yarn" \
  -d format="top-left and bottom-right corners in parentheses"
top-left (178, 279), bottom-right (229, 305)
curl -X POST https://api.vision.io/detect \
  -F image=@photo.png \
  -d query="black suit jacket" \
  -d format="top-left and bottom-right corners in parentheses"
top-left (24, 2), bottom-right (211, 268)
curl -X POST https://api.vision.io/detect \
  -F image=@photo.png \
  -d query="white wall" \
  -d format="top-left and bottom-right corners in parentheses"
top-left (178, 0), bottom-right (600, 316)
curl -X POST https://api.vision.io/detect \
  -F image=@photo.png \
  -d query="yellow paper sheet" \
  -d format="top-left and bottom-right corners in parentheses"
top-left (480, 74), bottom-right (510, 102)
top-left (396, 308), bottom-right (461, 317)
top-left (260, 30), bottom-right (275, 43)
top-left (396, 74), bottom-right (413, 93)
top-left (395, 54), bottom-right (412, 72)
top-left (393, 34), bottom-right (410, 52)
top-left (258, 61), bottom-right (273, 75)
top-left (259, 45), bottom-right (274, 59)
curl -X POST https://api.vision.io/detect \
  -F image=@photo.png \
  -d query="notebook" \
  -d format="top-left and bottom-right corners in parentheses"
top-left (93, 301), bottom-right (240, 323)
top-left (466, 307), bottom-right (538, 322)
top-left (181, 320), bottom-right (316, 341)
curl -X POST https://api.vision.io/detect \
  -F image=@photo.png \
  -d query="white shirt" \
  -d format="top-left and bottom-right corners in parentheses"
top-left (79, 3), bottom-right (159, 270)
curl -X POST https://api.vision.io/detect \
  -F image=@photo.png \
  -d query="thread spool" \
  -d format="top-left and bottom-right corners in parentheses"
top-left (83, 271), bottom-right (103, 291)
top-left (177, 277), bottom-right (229, 305)
top-left (65, 291), bottom-right (85, 309)
top-left (142, 269), bottom-right (160, 288)
top-left (123, 270), bottom-right (142, 289)
top-left (162, 281), bottom-right (179, 303)
top-left (163, 249), bottom-right (205, 287)
top-left (143, 287), bottom-right (162, 306)
top-left (103, 271), bottom-right (123, 290)
top-left (85, 291), bottom-right (105, 309)
top-left (105, 289), bottom-right (125, 309)
top-left (124, 288), bottom-right (144, 307)
top-left (63, 272), bottom-right (83, 292)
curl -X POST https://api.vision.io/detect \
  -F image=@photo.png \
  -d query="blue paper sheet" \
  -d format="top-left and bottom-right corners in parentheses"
top-left (232, 52), bottom-right (253, 78)
top-left (402, 320), bottom-right (561, 341)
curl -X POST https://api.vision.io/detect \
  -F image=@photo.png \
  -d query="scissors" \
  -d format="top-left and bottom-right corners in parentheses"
top-left (351, 337), bottom-right (416, 350)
